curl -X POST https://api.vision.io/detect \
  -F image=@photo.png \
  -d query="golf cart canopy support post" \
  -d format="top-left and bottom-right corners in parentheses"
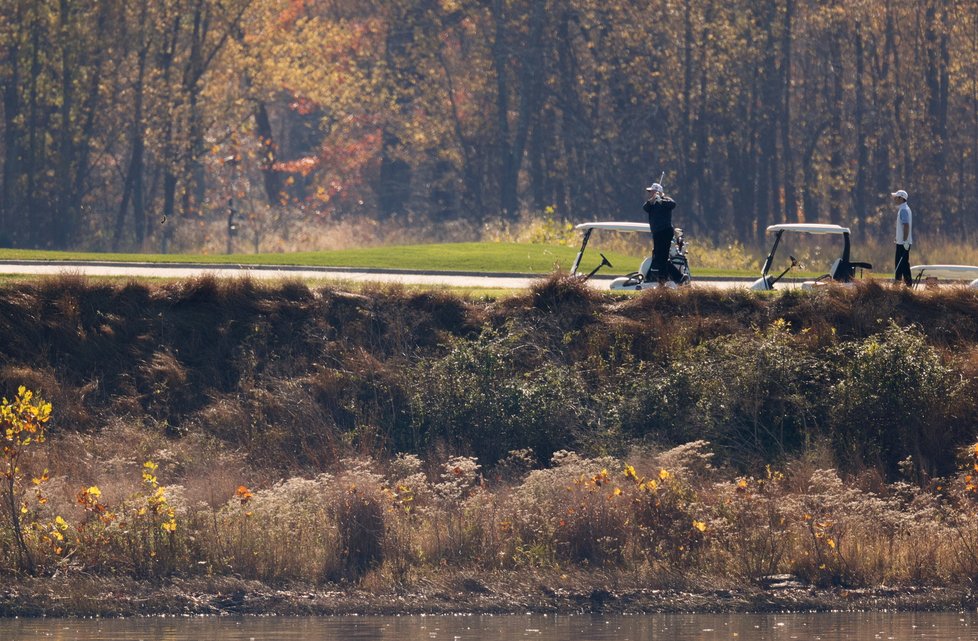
top-left (571, 222), bottom-right (652, 275)
top-left (571, 228), bottom-right (593, 275)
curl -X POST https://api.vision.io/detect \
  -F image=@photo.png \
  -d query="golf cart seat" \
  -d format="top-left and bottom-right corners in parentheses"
top-left (613, 256), bottom-right (652, 288)
top-left (827, 258), bottom-right (842, 281)
top-left (830, 259), bottom-right (873, 282)
top-left (638, 256), bottom-right (653, 280)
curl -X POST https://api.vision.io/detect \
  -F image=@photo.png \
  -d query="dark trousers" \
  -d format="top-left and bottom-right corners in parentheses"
top-left (650, 227), bottom-right (682, 283)
top-left (894, 244), bottom-right (912, 286)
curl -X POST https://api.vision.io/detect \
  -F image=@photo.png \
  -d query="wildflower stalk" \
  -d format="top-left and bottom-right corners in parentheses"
top-left (0, 387), bottom-right (52, 575)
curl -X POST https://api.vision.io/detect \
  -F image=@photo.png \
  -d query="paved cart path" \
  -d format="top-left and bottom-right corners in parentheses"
top-left (0, 259), bottom-right (763, 289)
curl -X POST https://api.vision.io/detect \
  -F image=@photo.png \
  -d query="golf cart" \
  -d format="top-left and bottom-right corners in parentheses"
top-left (570, 221), bottom-right (692, 289)
top-left (750, 223), bottom-right (872, 291)
top-left (910, 265), bottom-right (978, 289)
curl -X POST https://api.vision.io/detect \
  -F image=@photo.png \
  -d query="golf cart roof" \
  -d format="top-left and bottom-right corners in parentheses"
top-left (910, 264), bottom-right (978, 279)
top-left (575, 222), bottom-right (650, 233)
top-left (766, 223), bottom-right (850, 235)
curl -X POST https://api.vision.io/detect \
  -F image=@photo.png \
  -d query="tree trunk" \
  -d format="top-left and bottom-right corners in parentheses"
top-left (853, 21), bottom-right (868, 225)
top-left (54, 0), bottom-right (75, 249)
top-left (2, 33), bottom-right (21, 241)
top-left (25, 15), bottom-right (41, 247)
top-left (781, 0), bottom-right (797, 223)
top-left (491, 0), bottom-right (514, 220)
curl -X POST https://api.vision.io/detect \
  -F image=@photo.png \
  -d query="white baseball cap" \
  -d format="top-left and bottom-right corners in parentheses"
top-left (891, 189), bottom-right (908, 200)
top-left (646, 182), bottom-right (664, 193)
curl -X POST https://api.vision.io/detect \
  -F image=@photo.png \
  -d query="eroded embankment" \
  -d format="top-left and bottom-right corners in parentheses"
top-left (1, 274), bottom-right (978, 615)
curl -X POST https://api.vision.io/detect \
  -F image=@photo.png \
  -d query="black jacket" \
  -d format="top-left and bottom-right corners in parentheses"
top-left (643, 196), bottom-right (676, 233)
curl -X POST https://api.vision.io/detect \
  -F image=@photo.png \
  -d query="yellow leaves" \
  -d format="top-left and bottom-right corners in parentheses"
top-left (590, 468), bottom-right (610, 487)
top-left (658, 469), bottom-right (671, 481)
top-left (638, 479), bottom-right (659, 492)
top-left (692, 519), bottom-right (707, 532)
top-left (622, 464), bottom-right (638, 481)
top-left (142, 461), bottom-right (159, 487)
top-left (1, 386), bottom-right (52, 448)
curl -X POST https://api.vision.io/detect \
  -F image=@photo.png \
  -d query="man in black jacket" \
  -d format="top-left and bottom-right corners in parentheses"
top-left (643, 182), bottom-right (681, 285)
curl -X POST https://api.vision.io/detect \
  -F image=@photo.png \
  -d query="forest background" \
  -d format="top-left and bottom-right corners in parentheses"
top-left (1, 0), bottom-right (976, 255)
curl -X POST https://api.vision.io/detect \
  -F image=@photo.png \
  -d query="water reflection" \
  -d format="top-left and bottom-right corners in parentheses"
top-left (1, 612), bottom-right (976, 641)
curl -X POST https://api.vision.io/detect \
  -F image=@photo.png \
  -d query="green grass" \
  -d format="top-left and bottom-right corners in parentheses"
top-left (0, 243), bottom-right (756, 277)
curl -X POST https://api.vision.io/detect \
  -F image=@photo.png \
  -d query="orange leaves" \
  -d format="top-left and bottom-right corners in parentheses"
top-left (276, 0), bottom-right (312, 29)
top-left (77, 485), bottom-right (114, 524)
top-left (273, 155), bottom-right (320, 176)
top-left (236, 485), bottom-right (254, 504)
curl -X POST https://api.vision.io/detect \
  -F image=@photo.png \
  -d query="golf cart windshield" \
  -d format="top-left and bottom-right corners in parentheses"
top-left (760, 224), bottom-right (850, 276)
top-left (754, 223), bottom-right (871, 290)
top-left (570, 221), bottom-right (650, 274)
top-left (910, 264), bottom-right (978, 288)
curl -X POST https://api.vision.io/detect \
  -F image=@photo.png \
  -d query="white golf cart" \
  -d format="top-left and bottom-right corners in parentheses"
top-left (570, 221), bottom-right (691, 290)
top-left (750, 223), bottom-right (872, 291)
top-left (910, 264), bottom-right (978, 289)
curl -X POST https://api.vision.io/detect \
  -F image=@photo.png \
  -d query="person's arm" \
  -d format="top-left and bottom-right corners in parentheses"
top-left (900, 208), bottom-right (910, 247)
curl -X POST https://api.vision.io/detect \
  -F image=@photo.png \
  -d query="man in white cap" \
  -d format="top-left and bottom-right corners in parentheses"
top-left (643, 182), bottom-right (680, 285)
top-left (891, 189), bottom-right (913, 286)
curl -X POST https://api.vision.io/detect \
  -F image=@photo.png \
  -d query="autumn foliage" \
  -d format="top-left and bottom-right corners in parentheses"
top-left (3, 0), bottom-right (978, 254)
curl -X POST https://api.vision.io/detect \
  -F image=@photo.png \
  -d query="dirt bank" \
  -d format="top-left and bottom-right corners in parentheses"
top-left (1, 572), bottom-right (975, 618)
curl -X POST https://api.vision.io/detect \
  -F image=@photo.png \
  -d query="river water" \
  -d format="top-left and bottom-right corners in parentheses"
top-left (2, 613), bottom-right (978, 641)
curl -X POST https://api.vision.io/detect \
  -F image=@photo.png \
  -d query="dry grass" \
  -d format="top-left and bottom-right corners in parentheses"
top-left (1, 273), bottom-right (978, 587)
top-left (9, 442), bottom-right (978, 590)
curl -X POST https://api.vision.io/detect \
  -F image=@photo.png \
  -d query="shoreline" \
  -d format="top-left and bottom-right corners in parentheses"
top-left (1, 574), bottom-right (975, 618)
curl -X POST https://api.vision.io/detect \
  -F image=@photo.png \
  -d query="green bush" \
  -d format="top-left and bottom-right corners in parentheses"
top-left (683, 319), bottom-right (834, 469)
top-left (407, 329), bottom-right (586, 465)
top-left (830, 323), bottom-right (957, 477)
